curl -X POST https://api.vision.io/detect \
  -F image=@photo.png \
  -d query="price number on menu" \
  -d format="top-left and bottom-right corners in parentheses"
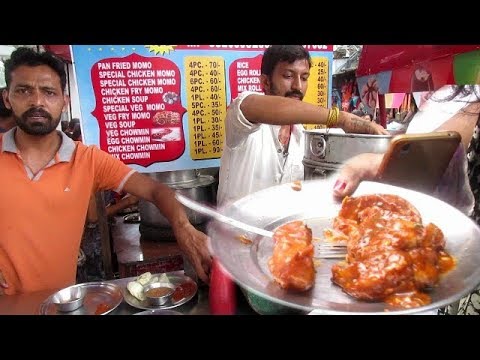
top-left (303, 57), bottom-right (330, 130)
top-left (185, 56), bottom-right (227, 160)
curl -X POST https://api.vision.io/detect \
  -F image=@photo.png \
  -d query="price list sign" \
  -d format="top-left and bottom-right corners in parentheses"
top-left (91, 53), bottom-right (186, 166)
top-left (73, 45), bottom-right (333, 173)
top-left (184, 56), bottom-right (227, 160)
top-left (228, 54), bottom-right (263, 102)
top-left (304, 57), bottom-right (329, 130)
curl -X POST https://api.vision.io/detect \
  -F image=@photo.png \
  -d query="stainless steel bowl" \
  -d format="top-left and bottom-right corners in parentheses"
top-left (303, 130), bottom-right (392, 164)
top-left (139, 175), bottom-right (217, 227)
top-left (303, 130), bottom-right (393, 180)
top-left (143, 282), bottom-right (175, 306)
top-left (146, 170), bottom-right (199, 185)
top-left (52, 285), bottom-right (87, 312)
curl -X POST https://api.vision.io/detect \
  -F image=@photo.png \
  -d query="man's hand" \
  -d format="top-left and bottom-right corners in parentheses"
top-left (0, 271), bottom-right (8, 296)
top-left (123, 194), bottom-right (139, 207)
top-left (332, 153), bottom-right (384, 199)
top-left (338, 112), bottom-right (389, 135)
top-left (122, 173), bottom-right (213, 283)
top-left (172, 223), bottom-right (212, 284)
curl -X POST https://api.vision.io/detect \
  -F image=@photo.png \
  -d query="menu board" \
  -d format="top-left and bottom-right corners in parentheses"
top-left (184, 56), bottom-right (226, 160)
top-left (303, 57), bottom-right (329, 130)
top-left (72, 45), bottom-right (333, 173)
top-left (228, 54), bottom-right (263, 102)
top-left (90, 53), bottom-right (186, 166)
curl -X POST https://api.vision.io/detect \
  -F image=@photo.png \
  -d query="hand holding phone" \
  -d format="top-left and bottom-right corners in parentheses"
top-left (376, 131), bottom-right (461, 194)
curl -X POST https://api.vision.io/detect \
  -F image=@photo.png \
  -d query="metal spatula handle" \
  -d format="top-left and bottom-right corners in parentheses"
top-left (176, 193), bottom-right (273, 238)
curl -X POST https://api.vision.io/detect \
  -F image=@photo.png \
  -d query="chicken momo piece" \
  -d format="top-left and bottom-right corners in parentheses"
top-left (268, 220), bottom-right (315, 291)
top-left (127, 281), bottom-right (146, 301)
top-left (136, 272), bottom-right (152, 286)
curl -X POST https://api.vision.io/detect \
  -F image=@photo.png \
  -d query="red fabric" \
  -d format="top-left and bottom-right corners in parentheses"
top-left (43, 45), bottom-right (72, 63)
top-left (389, 56), bottom-right (454, 92)
top-left (356, 45), bottom-right (480, 77)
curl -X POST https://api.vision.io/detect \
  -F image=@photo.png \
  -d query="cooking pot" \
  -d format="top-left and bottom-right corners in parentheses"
top-left (303, 130), bottom-right (392, 179)
top-left (151, 169), bottom-right (199, 184)
top-left (139, 173), bottom-right (217, 228)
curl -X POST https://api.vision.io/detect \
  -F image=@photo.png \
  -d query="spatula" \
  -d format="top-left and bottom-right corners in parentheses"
top-left (176, 193), bottom-right (273, 238)
top-left (176, 194), bottom-right (347, 258)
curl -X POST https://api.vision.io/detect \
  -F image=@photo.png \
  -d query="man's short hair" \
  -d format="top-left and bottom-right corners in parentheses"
top-left (261, 45), bottom-right (311, 77)
top-left (4, 47), bottom-right (67, 92)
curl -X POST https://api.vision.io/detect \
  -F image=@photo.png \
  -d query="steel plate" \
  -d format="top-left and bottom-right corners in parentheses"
top-left (123, 274), bottom-right (197, 311)
top-left (39, 282), bottom-right (123, 315)
top-left (208, 179), bottom-right (480, 314)
top-left (134, 309), bottom-right (183, 315)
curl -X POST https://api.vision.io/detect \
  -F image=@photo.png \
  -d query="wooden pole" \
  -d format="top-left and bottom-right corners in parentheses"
top-left (378, 94), bottom-right (387, 128)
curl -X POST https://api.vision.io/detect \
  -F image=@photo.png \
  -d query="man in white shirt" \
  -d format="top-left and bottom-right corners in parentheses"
top-left (214, 45), bottom-right (386, 315)
top-left (217, 45), bottom-right (387, 208)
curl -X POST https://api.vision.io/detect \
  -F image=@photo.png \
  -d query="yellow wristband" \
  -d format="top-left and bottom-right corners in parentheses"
top-left (326, 109), bottom-right (333, 126)
top-left (327, 109), bottom-right (334, 127)
top-left (327, 107), bottom-right (339, 128)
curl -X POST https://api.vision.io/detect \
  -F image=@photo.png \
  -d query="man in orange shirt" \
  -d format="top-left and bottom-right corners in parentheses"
top-left (0, 47), bottom-right (211, 295)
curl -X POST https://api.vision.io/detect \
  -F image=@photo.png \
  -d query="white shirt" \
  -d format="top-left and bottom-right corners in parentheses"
top-left (217, 91), bottom-right (305, 208)
top-left (407, 85), bottom-right (480, 134)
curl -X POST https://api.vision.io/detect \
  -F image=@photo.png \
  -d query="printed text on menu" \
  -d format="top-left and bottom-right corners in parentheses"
top-left (185, 56), bottom-right (227, 160)
top-left (304, 57), bottom-right (329, 130)
top-left (91, 53), bottom-right (186, 167)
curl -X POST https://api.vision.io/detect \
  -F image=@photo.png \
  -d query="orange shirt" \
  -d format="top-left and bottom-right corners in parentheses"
top-left (0, 129), bottom-right (136, 294)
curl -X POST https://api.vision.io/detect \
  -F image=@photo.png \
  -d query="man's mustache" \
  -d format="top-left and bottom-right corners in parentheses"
top-left (22, 107), bottom-right (53, 121)
top-left (285, 90), bottom-right (304, 99)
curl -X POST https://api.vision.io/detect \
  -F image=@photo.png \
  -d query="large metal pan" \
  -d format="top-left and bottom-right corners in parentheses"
top-left (208, 178), bottom-right (480, 314)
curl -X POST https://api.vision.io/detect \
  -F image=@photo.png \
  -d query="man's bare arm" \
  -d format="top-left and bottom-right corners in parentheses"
top-left (240, 94), bottom-right (388, 135)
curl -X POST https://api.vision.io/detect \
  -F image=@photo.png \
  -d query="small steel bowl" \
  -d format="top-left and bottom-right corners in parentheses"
top-left (144, 282), bottom-right (175, 306)
top-left (52, 285), bottom-right (87, 312)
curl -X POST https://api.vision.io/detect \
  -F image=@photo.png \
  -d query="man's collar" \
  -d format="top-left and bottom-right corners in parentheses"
top-left (1, 127), bottom-right (76, 162)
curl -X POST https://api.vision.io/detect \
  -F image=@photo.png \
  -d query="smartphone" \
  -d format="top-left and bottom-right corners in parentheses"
top-left (376, 131), bottom-right (462, 194)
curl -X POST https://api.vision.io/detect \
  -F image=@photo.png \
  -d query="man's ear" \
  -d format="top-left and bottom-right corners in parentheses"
top-left (2, 89), bottom-right (12, 110)
top-left (260, 74), bottom-right (269, 94)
